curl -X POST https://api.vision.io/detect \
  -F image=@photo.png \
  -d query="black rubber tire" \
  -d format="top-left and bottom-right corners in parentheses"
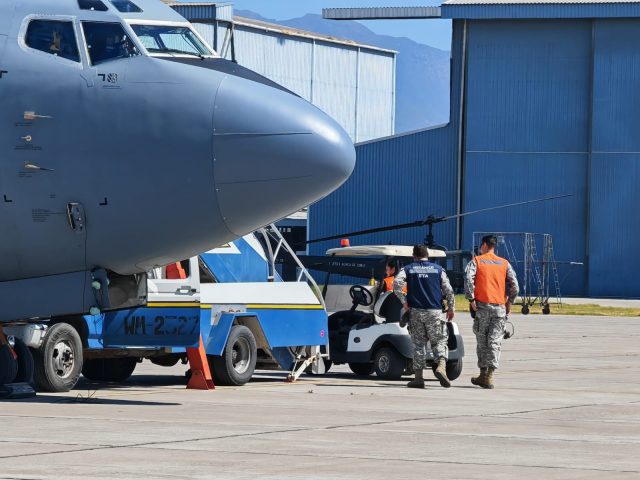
top-left (373, 346), bottom-right (406, 380)
top-left (348, 362), bottom-right (374, 376)
top-left (82, 357), bottom-right (138, 382)
top-left (13, 338), bottom-right (34, 384)
top-left (150, 354), bottom-right (182, 368)
top-left (0, 344), bottom-right (18, 385)
top-left (542, 304), bottom-right (551, 315)
top-left (209, 325), bottom-right (257, 386)
top-left (33, 323), bottom-right (83, 393)
top-left (446, 358), bottom-right (463, 381)
top-left (522, 305), bottom-right (530, 315)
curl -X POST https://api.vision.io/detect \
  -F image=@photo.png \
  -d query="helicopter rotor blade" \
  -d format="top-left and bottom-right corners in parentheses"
top-left (438, 193), bottom-right (574, 221)
top-left (304, 193), bottom-right (573, 246)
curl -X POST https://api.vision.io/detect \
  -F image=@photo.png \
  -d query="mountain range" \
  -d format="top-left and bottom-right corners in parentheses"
top-left (236, 10), bottom-right (451, 134)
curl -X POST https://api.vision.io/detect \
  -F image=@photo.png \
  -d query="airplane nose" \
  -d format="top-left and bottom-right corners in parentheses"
top-left (212, 76), bottom-right (356, 236)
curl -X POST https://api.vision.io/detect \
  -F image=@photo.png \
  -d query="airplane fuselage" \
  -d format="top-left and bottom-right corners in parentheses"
top-left (0, 0), bottom-right (355, 321)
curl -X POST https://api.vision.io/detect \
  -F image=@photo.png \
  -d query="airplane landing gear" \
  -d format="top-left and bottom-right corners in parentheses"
top-left (0, 325), bottom-right (36, 399)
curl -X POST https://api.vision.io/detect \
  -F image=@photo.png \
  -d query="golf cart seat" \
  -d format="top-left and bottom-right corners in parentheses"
top-left (378, 292), bottom-right (403, 323)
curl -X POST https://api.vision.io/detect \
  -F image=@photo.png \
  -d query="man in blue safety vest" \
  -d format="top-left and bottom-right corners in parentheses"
top-left (394, 245), bottom-right (456, 389)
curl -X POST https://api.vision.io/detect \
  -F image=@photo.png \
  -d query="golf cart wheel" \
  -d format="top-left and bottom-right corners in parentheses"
top-left (0, 344), bottom-right (18, 385)
top-left (542, 304), bottom-right (551, 315)
top-left (82, 357), bottom-right (138, 382)
top-left (13, 338), bottom-right (34, 384)
top-left (209, 325), bottom-right (257, 386)
top-left (348, 362), bottom-right (374, 376)
top-left (521, 305), bottom-right (530, 315)
top-left (446, 358), bottom-right (463, 381)
top-left (373, 347), bottom-right (405, 380)
top-left (33, 323), bottom-right (83, 392)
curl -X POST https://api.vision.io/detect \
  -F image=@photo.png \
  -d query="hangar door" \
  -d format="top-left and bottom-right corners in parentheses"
top-left (462, 20), bottom-right (591, 296)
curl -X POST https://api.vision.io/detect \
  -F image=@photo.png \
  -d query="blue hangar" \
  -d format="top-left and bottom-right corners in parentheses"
top-left (309, 0), bottom-right (640, 298)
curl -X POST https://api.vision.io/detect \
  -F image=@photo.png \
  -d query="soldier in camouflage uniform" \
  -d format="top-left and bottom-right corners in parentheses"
top-left (394, 245), bottom-right (455, 389)
top-left (465, 235), bottom-right (519, 389)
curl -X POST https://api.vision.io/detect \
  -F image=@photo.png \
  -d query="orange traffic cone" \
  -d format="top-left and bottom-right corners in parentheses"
top-left (186, 336), bottom-right (215, 390)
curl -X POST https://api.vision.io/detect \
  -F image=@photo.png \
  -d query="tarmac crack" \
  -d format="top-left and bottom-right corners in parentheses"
top-left (2, 400), bottom-right (638, 463)
top-left (127, 445), bottom-right (640, 475)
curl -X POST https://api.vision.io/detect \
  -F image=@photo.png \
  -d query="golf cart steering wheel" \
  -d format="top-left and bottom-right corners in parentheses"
top-left (349, 285), bottom-right (374, 307)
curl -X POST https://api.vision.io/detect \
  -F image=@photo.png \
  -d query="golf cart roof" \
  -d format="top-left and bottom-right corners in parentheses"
top-left (325, 245), bottom-right (446, 258)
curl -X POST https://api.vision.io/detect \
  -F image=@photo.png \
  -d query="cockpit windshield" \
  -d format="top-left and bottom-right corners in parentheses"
top-left (130, 25), bottom-right (214, 57)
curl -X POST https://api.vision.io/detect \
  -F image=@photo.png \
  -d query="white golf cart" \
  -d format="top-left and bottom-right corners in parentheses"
top-left (321, 245), bottom-right (465, 380)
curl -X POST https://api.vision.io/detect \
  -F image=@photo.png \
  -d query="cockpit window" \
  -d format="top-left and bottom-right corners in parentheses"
top-left (131, 25), bottom-right (213, 57)
top-left (82, 22), bottom-right (140, 65)
top-left (110, 0), bottom-right (142, 13)
top-left (78, 0), bottom-right (109, 11)
top-left (26, 20), bottom-right (80, 63)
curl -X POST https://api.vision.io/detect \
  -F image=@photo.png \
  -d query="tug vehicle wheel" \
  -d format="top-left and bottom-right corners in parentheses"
top-left (82, 357), bottom-right (138, 382)
top-left (33, 323), bottom-right (83, 392)
top-left (210, 325), bottom-right (257, 386)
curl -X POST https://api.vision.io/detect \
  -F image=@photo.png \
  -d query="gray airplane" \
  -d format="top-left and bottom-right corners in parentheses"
top-left (0, 0), bottom-right (355, 387)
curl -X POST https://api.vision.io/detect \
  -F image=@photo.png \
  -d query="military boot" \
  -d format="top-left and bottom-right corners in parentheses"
top-left (483, 367), bottom-right (495, 389)
top-left (471, 368), bottom-right (487, 387)
top-left (434, 358), bottom-right (451, 388)
top-left (407, 369), bottom-right (425, 389)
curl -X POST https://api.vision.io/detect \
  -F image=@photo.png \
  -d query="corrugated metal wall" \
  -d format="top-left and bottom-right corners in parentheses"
top-left (461, 20), bottom-right (592, 295)
top-left (310, 15), bottom-right (640, 297)
top-left (308, 22), bottom-right (465, 264)
top-left (589, 19), bottom-right (640, 297)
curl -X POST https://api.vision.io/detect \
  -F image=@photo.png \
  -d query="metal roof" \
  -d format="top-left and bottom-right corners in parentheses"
top-left (322, 7), bottom-right (441, 19)
top-left (233, 16), bottom-right (397, 54)
top-left (441, 0), bottom-right (640, 18)
top-left (444, 0), bottom-right (640, 4)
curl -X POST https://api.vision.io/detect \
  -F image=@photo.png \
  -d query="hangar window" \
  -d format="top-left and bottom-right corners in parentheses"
top-left (25, 20), bottom-right (80, 63)
top-left (78, 0), bottom-right (109, 11)
top-left (82, 22), bottom-right (140, 65)
top-left (109, 0), bottom-right (142, 13)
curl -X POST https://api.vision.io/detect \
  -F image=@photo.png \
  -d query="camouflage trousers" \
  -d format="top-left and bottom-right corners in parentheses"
top-left (409, 308), bottom-right (448, 370)
top-left (473, 303), bottom-right (506, 369)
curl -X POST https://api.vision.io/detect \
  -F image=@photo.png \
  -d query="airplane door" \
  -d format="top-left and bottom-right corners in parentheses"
top-left (0, 18), bottom-right (88, 281)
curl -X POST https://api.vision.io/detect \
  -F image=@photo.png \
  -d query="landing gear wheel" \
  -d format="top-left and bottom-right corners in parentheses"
top-left (82, 357), bottom-right (138, 382)
top-left (542, 304), bottom-right (551, 315)
top-left (521, 305), bottom-right (530, 315)
top-left (33, 323), bottom-right (83, 392)
top-left (0, 344), bottom-right (18, 385)
top-left (349, 362), bottom-right (374, 376)
top-left (373, 347), bottom-right (405, 380)
top-left (209, 325), bottom-right (257, 386)
top-left (13, 338), bottom-right (34, 384)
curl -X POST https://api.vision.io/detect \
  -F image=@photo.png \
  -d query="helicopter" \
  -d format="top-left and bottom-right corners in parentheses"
top-left (295, 195), bottom-right (572, 293)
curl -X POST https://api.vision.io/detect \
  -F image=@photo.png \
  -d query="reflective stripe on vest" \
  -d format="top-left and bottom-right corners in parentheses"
top-left (473, 253), bottom-right (508, 304)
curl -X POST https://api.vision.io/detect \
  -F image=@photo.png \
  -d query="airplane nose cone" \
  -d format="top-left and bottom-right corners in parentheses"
top-left (212, 76), bottom-right (356, 236)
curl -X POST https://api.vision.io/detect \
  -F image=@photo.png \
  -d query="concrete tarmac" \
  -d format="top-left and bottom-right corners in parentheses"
top-left (1, 315), bottom-right (639, 480)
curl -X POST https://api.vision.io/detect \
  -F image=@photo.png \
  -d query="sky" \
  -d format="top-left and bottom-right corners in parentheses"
top-left (221, 1), bottom-right (452, 50)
